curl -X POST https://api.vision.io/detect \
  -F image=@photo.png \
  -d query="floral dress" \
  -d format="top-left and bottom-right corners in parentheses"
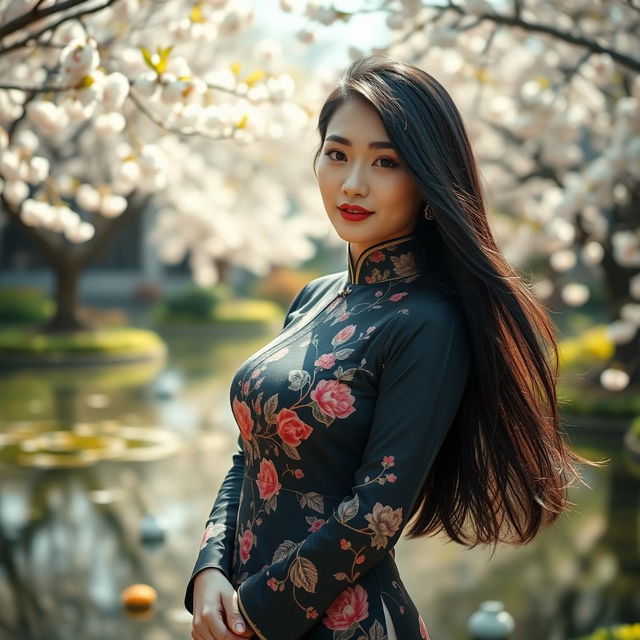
top-left (184, 233), bottom-right (471, 640)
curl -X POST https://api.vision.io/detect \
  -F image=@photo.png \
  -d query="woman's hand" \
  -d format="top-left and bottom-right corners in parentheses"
top-left (191, 568), bottom-right (254, 640)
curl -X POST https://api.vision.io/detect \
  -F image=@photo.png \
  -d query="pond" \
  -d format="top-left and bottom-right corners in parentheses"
top-left (0, 328), bottom-right (638, 640)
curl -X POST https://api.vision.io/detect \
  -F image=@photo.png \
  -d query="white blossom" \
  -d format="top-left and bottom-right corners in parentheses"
top-left (606, 320), bottom-right (637, 344)
top-left (95, 112), bottom-right (127, 136)
top-left (102, 72), bottom-right (130, 110)
top-left (3, 180), bottom-right (29, 207)
top-left (99, 194), bottom-right (128, 218)
top-left (76, 184), bottom-right (101, 212)
top-left (26, 101), bottom-right (70, 136)
top-left (561, 283), bottom-right (590, 306)
top-left (26, 156), bottom-right (49, 184)
top-left (60, 38), bottom-right (100, 84)
top-left (133, 72), bottom-right (159, 98)
top-left (65, 220), bottom-right (96, 243)
top-left (600, 367), bottom-right (629, 391)
top-left (620, 303), bottom-right (640, 326)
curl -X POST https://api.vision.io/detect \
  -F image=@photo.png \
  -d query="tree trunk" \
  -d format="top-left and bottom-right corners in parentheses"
top-left (42, 261), bottom-right (90, 333)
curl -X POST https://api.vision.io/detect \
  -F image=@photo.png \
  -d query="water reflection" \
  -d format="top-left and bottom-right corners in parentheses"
top-left (0, 330), bottom-right (638, 640)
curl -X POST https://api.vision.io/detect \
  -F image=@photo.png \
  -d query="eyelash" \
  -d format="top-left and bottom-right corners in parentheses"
top-left (323, 149), bottom-right (400, 169)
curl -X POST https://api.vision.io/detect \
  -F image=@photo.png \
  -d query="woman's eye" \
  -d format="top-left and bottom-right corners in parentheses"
top-left (375, 157), bottom-right (399, 168)
top-left (324, 149), bottom-right (399, 168)
top-left (325, 149), bottom-right (346, 161)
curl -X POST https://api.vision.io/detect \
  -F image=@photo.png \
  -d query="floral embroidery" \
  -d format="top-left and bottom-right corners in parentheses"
top-left (306, 516), bottom-right (326, 532)
top-left (256, 459), bottom-right (281, 500)
top-left (332, 324), bottom-right (356, 345)
top-left (192, 235), bottom-right (448, 638)
top-left (364, 503), bottom-right (403, 549)
top-left (276, 408), bottom-right (314, 447)
top-left (391, 251), bottom-right (418, 277)
top-left (199, 522), bottom-right (225, 550)
top-left (365, 268), bottom-right (392, 284)
top-left (322, 584), bottom-right (369, 630)
top-left (315, 353), bottom-right (336, 369)
top-left (239, 529), bottom-right (254, 564)
top-left (310, 379), bottom-right (356, 420)
top-left (232, 397), bottom-right (253, 441)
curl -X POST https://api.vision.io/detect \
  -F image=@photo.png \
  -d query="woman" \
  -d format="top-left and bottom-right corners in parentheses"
top-left (185, 54), bottom-right (594, 640)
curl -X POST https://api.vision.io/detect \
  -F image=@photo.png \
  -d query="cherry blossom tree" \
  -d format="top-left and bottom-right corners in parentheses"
top-left (0, 0), bottom-right (328, 332)
top-left (290, 0), bottom-right (640, 390)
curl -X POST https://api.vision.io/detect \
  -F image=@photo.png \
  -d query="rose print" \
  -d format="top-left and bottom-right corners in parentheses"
top-left (314, 353), bottom-right (336, 369)
top-left (310, 379), bottom-right (356, 419)
top-left (364, 502), bottom-right (403, 549)
top-left (322, 584), bottom-right (369, 630)
top-left (306, 516), bottom-right (326, 532)
top-left (256, 458), bottom-right (281, 500)
top-left (232, 396), bottom-right (253, 441)
top-left (370, 250), bottom-right (385, 263)
top-left (276, 407), bottom-right (314, 447)
top-left (331, 324), bottom-right (356, 346)
top-left (199, 522), bottom-right (225, 550)
top-left (239, 529), bottom-right (254, 563)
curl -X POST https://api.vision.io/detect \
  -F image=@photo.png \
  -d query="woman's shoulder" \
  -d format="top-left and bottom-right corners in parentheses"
top-left (386, 279), bottom-right (470, 349)
top-left (294, 270), bottom-right (346, 303)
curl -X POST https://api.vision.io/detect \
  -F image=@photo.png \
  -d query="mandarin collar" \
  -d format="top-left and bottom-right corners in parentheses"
top-left (347, 234), bottom-right (420, 285)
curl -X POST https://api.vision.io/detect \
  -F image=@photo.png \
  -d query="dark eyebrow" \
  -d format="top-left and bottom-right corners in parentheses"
top-left (325, 134), bottom-right (396, 150)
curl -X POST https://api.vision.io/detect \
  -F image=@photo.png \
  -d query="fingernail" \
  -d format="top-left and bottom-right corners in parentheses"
top-left (234, 623), bottom-right (245, 632)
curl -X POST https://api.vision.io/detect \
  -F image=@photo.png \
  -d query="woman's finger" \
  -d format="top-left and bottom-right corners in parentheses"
top-left (193, 595), bottom-right (227, 640)
top-left (220, 590), bottom-right (248, 637)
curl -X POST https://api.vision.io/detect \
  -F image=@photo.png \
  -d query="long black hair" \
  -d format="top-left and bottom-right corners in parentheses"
top-left (312, 54), bottom-right (599, 548)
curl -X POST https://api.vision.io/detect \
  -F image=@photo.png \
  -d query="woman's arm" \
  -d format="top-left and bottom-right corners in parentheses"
top-left (184, 435), bottom-right (246, 614)
top-left (236, 298), bottom-right (471, 640)
top-left (184, 282), bottom-right (313, 613)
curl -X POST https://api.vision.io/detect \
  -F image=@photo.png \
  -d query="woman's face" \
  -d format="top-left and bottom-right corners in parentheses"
top-left (316, 97), bottom-right (422, 261)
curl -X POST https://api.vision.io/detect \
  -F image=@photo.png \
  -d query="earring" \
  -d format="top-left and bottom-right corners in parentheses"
top-left (423, 204), bottom-right (434, 220)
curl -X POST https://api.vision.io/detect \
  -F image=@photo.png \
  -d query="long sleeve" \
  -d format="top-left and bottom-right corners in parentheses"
top-left (184, 283), bottom-right (312, 614)
top-left (184, 435), bottom-right (245, 614)
top-left (236, 298), bottom-right (471, 640)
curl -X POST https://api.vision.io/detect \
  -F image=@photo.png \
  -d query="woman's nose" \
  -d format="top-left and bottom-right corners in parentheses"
top-left (342, 163), bottom-right (368, 197)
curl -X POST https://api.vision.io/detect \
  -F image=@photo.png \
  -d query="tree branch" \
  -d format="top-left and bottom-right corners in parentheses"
top-left (0, 0), bottom-right (89, 40)
top-left (446, 4), bottom-right (640, 73)
top-left (0, 195), bottom-right (74, 268)
top-left (0, 0), bottom-right (120, 57)
top-left (127, 90), bottom-right (239, 140)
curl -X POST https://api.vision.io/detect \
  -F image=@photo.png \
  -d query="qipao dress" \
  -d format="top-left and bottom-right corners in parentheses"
top-left (184, 233), bottom-right (471, 640)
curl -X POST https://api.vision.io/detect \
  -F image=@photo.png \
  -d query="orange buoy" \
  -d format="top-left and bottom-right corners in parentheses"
top-left (121, 583), bottom-right (158, 610)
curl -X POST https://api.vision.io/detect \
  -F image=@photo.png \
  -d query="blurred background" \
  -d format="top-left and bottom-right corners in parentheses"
top-left (0, 1), bottom-right (638, 639)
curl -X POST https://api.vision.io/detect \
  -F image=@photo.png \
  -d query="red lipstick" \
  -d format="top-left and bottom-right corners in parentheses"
top-left (338, 203), bottom-right (374, 221)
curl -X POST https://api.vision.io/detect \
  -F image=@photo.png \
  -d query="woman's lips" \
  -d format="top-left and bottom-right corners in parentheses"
top-left (338, 207), bottom-right (374, 221)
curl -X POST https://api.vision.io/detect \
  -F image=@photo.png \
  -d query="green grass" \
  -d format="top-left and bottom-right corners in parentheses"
top-left (572, 623), bottom-right (640, 639)
top-left (0, 326), bottom-right (165, 356)
top-left (153, 297), bottom-right (283, 326)
top-left (0, 286), bottom-right (54, 323)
